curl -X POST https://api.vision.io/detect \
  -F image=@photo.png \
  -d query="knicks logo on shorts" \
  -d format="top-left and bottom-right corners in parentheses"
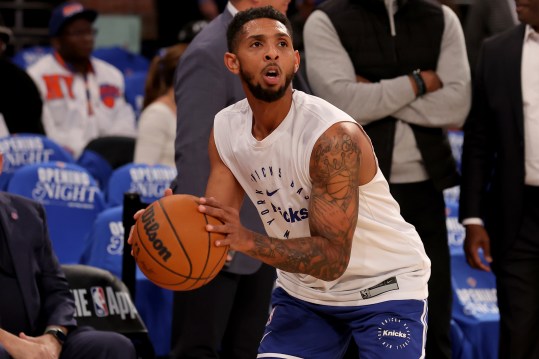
top-left (377, 317), bottom-right (412, 350)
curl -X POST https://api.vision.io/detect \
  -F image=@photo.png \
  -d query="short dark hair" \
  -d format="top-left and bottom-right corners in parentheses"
top-left (226, 6), bottom-right (293, 53)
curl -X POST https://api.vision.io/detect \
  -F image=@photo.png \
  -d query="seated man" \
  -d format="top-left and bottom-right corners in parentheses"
top-left (0, 151), bottom-right (136, 359)
top-left (27, 2), bottom-right (136, 158)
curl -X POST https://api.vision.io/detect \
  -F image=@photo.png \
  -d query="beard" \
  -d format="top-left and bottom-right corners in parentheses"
top-left (240, 67), bottom-right (295, 103)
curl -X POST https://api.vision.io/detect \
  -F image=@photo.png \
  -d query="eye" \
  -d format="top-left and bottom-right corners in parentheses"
top-left (278, 41), bottom-right (288, 47)
top-left (250, 41), bottom-right (262, 48)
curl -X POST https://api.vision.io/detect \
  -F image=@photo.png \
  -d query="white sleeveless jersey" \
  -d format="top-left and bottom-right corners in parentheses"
top-left (213, 91), bottom-right (430, 306)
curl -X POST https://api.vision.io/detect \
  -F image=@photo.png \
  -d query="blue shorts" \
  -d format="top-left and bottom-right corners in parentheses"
top-left (258, 287), bottom-right (428, 359)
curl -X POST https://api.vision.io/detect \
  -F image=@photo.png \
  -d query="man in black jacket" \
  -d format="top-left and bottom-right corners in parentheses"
top-left (460, 1), bottom-right (539, 357)
top-left (0, 151), bottom-right (136, 359)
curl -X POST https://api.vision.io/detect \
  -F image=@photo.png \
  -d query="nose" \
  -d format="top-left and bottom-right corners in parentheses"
top-left (264, 45), bottom-right (279, 61)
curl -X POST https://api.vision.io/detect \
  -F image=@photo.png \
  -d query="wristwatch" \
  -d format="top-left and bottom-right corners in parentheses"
top-left (45, 327), bottom-right (67, 345)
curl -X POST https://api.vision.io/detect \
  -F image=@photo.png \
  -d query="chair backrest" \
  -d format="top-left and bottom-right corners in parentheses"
top-left (76, 136), bottom-right (136, 190)
top-left (106, 163), bottom-right (176, 207)
top-left (61, 264), bottom-right (155, 359)
top-left (78, 203), bottom-right (175, 358)
top-left (7, 162), bottom-right (105, 264)
top-left (0, 134), bottom-right (74, 190)
top-left (80, 205), bottom-right (125, 278)
top-left (451, 254), bottom-right (499, 321)
top-left (11, 45), bottom-right (54, 69)
top-left (124, 71), bottom-right (147, 119)
top-left (92, 46), bottom-right (150, 77)
top-left (450, 253), bottom-right (499, 359)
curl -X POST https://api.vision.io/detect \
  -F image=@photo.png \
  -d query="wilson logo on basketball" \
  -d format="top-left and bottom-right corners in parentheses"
top-left (141, 206), bottom-right (172, 262)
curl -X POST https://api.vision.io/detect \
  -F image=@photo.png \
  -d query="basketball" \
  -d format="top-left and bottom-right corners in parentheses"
top-left (327, 170), bottom-right (351, 199)
top-left (131, 194), bottom-right (228, 291)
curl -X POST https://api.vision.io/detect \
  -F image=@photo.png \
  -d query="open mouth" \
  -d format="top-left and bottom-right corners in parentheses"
top-left (263, 66), bottom-right (281, 85)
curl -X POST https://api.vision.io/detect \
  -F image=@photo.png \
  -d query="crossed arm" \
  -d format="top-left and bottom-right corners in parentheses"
top-left (200, 122), bottom-right (362, 281)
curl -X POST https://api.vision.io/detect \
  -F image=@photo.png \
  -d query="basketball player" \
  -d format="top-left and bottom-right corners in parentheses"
top-left (199, 6), bottom-right (430, 359)
top-left (129, 6), bottom-right (430, 358)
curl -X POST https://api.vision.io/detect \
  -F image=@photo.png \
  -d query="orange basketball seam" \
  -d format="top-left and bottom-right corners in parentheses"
top-left (157, 198), bottom-right (195, 278)
top-left (134, 220), bottom-right (193, 284)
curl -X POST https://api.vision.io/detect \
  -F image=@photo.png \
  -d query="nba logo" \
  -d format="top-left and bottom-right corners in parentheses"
top-left (91, 287), bottom-right (109, 317)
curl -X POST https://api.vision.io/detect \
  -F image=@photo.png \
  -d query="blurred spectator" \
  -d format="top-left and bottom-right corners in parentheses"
top-left (464, 0), bottom-right (518, 72)
top-left (178, 20), bottom-right (209, 43)
top-left (304, 0), bottom-right (471, 358)
top-left (169, 1), bottom-right (293, 358)
top-left (27, 2), bottom-right (136, 159)
top-left (156, 0), bottom-right (223, 48)
top-left (133, 44), bottom-right (188, 167)
top-left (198, 0), bottom-right (221, 20)
top-left (290, 0), bottom-right (326, 51)
top-left (0, 13), bottom-right (45, 136)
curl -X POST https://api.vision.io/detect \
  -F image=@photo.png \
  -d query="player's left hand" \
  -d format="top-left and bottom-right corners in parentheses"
top-left (197, 196), bottom-right (255, 253)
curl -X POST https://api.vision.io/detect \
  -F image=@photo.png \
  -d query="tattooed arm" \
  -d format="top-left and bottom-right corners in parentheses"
top-left (202, 122), bottom-right (369, 281)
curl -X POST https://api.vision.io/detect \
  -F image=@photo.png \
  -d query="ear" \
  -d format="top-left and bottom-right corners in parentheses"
top-left (224, 52), bottom-right (240, 74)
top-left (294, 50), bottom-right (301, 74)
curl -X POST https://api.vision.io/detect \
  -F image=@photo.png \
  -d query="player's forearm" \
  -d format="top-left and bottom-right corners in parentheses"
top-left (244, 231), bottom-right (350, 282)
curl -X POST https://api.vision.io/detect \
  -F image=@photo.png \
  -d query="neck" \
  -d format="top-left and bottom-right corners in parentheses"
top-left (247, 87), bottom-right (294, 141)
top-left (58, 52), bottom-right (91, 74)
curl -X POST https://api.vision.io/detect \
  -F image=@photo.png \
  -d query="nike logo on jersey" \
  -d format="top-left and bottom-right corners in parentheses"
top-left (266, 188), bottom-right (280, 196)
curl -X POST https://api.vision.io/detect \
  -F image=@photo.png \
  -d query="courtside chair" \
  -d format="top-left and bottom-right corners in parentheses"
top-left (61, 264), bottom-right (155, 359)
top-left (80, 205), bottom-right (125, 278)
top-left (78, 204), bottom-right (174, 357)
top-left (7, 161), bottom-right (105, 264)
top-left (450, 254), bottom-right (500, 359)
top-left (124, 71), bottom-right (148, 120)
top-left (76, 136), bottom-right (136, 190)
top-left (92, 46), bottom-right (150, 77)
top-left (11, 45), bottom-right (54, 69)
top-left (105, 162), bottom-right (177, 208)
top-left (0, 133), bottom-right (74, 190)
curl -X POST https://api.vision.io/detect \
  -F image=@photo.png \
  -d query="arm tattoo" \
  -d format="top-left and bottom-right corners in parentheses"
top-left (246, 125), bottom-right (362, 281)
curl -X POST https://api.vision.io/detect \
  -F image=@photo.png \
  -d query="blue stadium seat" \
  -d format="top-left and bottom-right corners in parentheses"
top-left (92, 46), bottom-right (150, 77)
top-left (76, 136), bottom-right (136, 191)
top-left (80, 205), bottom-right (125, 277)
top-left (451, 254), bottom-right (499, 359)
top-left (7, 161), bottom-right (105, 264)
top-left (105, 163), bottom-right (176, 207)
top-left (124, 71), bottom-right (147, 119)
top-left (11, 46), bottom-right (53, 69)
top-left (79, 204), bottom-right (173, 356)
top-left (0, 134), bottom-right (74, 190)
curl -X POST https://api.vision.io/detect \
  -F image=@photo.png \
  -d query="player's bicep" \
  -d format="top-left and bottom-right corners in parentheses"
top-left (309, 122), bottom-right (361, 249)
top-left (206, 128), bottom-right (244, 210)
